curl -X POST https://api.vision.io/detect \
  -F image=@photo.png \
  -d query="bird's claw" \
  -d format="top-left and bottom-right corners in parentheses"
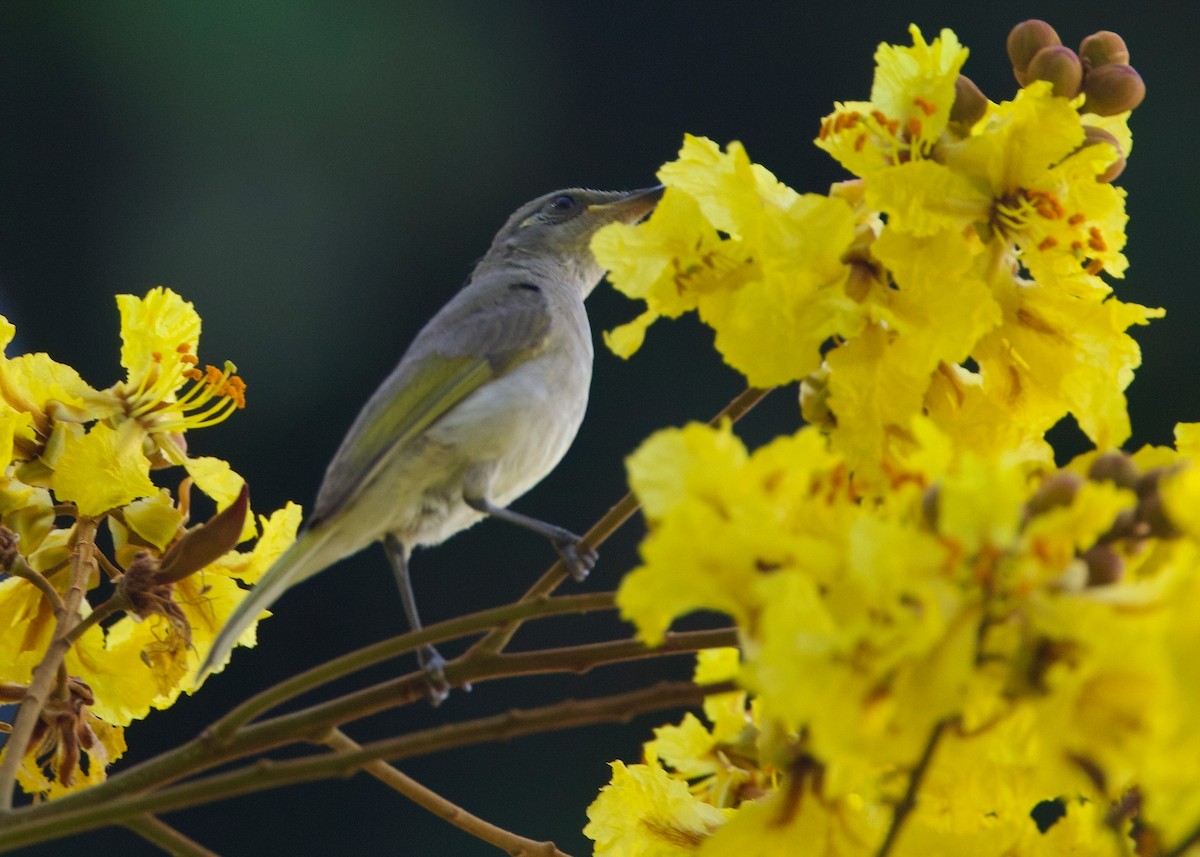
top-left (554, 536), bottom-right (598, 583)
top-left (418, 644), bottom-right (451, 706)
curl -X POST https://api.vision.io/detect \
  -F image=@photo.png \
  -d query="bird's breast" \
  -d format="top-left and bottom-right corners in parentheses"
top-left (428, 338), bottom-right (592, 506)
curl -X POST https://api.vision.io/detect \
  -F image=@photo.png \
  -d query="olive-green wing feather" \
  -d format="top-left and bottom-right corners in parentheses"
top-left (310, 278), bottom-right (552, 525)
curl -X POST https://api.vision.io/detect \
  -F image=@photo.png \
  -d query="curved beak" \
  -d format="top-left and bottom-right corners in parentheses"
top-left (589, 184), bottom-right (665, 223)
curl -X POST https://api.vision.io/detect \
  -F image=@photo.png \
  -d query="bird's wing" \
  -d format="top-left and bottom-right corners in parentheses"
top-left (310, 280), bottom-right (553, 525)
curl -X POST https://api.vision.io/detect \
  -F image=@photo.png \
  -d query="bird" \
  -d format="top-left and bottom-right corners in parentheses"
top-left (199, 184), bottom-right (664, 691)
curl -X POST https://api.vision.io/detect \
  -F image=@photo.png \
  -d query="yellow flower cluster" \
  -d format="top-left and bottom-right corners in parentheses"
top-left (594, 26), bottom-right (1157, 487)
top-left (0, 288), bottom-right (299, 796)
top-left (587, 23), bottom-right (1196, 856)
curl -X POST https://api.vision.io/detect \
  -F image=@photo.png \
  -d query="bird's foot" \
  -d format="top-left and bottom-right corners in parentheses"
top-left (418, 644), bottom-right (452, 706)
top-left (551, 532), bottom-right (598, 583)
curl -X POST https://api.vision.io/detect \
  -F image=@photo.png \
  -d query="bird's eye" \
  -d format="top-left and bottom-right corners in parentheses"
top-left (547, 194), bottom-right (577, 213)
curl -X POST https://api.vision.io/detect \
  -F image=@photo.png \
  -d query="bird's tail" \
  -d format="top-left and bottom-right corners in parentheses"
top-left (198, 525), bottom-right (335, 680)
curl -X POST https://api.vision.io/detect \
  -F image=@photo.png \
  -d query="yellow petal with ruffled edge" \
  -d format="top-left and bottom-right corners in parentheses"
top-left (50, 421), bottom-right (155, 516)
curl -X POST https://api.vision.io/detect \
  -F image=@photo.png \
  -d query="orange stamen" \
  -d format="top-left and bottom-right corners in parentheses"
top-left (913, 96), bottom-right (937, 116)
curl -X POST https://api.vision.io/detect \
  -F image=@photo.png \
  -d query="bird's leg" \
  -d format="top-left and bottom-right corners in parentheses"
top-left (464, 495), bottom-right (597, 582)
top-left (383, 534), bottom-right (450, 704)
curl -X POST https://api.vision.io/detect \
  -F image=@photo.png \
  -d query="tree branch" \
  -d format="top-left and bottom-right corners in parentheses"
top-left (874, 717), bottom-right (955, 857)
top-left (0, 680), bottom-right (733, 852)
top-left (471, 385), bottom-right (772, 656)
top-left (207, 590), bottom-right (616, 743)
top-left (0, 518), bottom-right (98, 812)
top-left (3, 626), bottom-right (731, 837)
top-left (323, 728), bottom-right (572, 857)
top-left (124, 815), bottom-right (223, 857)
top-left (6, 556), bottom-right (64, 614)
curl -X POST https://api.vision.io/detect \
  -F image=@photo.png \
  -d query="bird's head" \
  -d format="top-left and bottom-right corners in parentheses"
top-left (481, 185), bottom-right (664, 293)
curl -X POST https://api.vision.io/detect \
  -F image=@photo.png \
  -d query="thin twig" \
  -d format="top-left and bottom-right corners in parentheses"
top-left (7, 557), bottom-right (63, 614)
top-left (324, 728), bottom-right (572, 857)
top-left (873, 717), bottom-right (955, 857)
top-left (95, 549), bottom-right (125, 582)
top-left (467, 627), bottom-right (739, 679)
top-left (472, 385), bottom-right (772, 656)
top-left (62, 594), bottom-right (129, 648)
top-left (0, 680), bottom-right (733, 852)
top-left (207, 591), bottom-right (615, 743)
top-left (124, 815), bottom-right (223, 857)
top-left (0, 517), bottom-right (98, 812)
top-left (11, 625), bottom-right (726, 831)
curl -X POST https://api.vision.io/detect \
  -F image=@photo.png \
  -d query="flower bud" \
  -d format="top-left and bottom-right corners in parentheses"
top-left (1026, 470), bottom-right (1084, 518)
top-left (1026, 46), bottom-right (1083, 98)
top-left (1087, 451), bottom-right (1138, 489)
top-left (1080, 126), bottom-right (1127, 182)
top-left (1079, 31), bottom-right (1129, 69)
top-left (1008, 20), bottom-right (1062, 85)
top-left (949, 74), bottom-right (988, 129)
top-left (1133, 467), bottom-right (1183, 540)
top-left (1082, 63), bottom-right (1146, 116)
top-left (1083, 544), bottom-right (1124, 586)
top-left (1138, 493), bottom-right (1180, 540)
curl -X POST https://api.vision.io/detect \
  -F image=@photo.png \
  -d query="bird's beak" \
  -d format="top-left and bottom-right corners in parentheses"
top-left (589, 184), bottom-right (665, 224)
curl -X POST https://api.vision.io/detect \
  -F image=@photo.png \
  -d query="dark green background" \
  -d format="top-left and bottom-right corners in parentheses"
top-left (2, 3), bottom-right (1196, 855)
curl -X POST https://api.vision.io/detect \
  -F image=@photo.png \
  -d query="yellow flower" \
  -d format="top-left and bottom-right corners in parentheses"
top-left (584, 761), bottom-right (732, 856)
top-left (0, 284), bottom-right (303, 800)
top-left (86, 501), bottom-right (302, 724)
top-left (697, 786), bottom-right (885, 857)
top-left (597, 21), bottom-right (1184, 855)
top-left (816, 25), bottom-right (968, 178)
top-left (0, 317), bottom-right (108, 458)
top-left (972, 277), bottom-right (1160, 450)
top-left (824, 227), bottom-right (1001, 471)
top-left (8, 678), bottom-right (128, 799)
top-left (49, 421), bottom-right (157, 516)
top-left (596, 135), bottom-right (857, 387)
top-left (112, 287), bottom-right (245, 435)
top-left (617, 423), bottom-right (837, 645)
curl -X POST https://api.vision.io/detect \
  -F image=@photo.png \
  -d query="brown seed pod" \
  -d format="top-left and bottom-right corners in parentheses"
top-left (1087, 450), bottom-right (1138, 489)
top-left (1082, 63), bottom-right (1146, 116)
top-left (1008, 20), bottom-right (1063, 85)
top-left (1138, 493), bottom-right (1181, 540)
top-left (1079, 31), bottom-right (1130, 69)
top-left (1083, 544), bottom-right (1125, 586)
top-left (949, 74), bottom-right (989, 129)
top-left (1026, 45), bottom-right (1084, 98)
top-left (1026, 470), bottom-right (1084, 518)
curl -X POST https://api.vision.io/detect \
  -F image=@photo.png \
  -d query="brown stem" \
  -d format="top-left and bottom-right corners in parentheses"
top-left (95, 549), bottom-right (125, 582)
top-left (207, 591), bottom-right (616, 743)
top-left (124, 815), bottom-right (223, 857)
top-left (0, 680), bottom-right (731, 851)
top-left (7, 557), bottom-right (63, 614)
top-left (467, 627), bottom-right (739, 680)
top-left (323, 728), bottom-right (572, 857)
top-left (873, 717), bottom-right (955, 857)
top-left (0, 517), bottom-right (98, 812)
top-left (12, 625), bottom-right (728, 834)
top-left (472, 385), bottom-right (772, 656)
top-left (62, 594), bottom-right (129, 648)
